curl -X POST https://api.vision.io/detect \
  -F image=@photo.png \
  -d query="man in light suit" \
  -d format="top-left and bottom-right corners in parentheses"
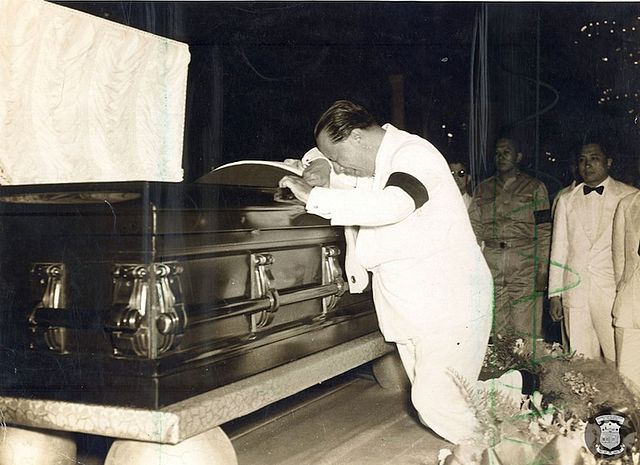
top-left (280, 100), bottom-right (537, 446)
top-left (612, 190), bottom-right (640, 389)
top-left (549, 142), bottom-right (638, 362)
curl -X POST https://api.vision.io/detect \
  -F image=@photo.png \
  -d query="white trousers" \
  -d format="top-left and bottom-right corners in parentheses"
top-left (395, 314), bottom-right (523, 445)
top-left (615, 327), bottom-right (640, 392)
top-left (563, 277), bottom-right (616, 362)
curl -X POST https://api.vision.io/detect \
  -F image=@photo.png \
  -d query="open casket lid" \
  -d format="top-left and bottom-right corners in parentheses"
top-left (0, 159), bottom-right (303, 209)
top-left (196, 160), bottom-right (303, 188)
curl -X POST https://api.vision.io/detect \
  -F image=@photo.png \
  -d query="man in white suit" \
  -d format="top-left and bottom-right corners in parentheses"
top-left (549, 142), bottom-right (638, 362)
top-left (612, 190), bottom-right (640, 389)
top-left (280, 100), bottom-right (537, 445)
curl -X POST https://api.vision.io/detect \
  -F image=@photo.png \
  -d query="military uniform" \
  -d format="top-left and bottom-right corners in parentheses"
top-left (469, 171), bottom-right (551, 342)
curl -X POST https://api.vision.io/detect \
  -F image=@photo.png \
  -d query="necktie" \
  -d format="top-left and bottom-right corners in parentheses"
top-left (583, 185), bottom-right (604, 195)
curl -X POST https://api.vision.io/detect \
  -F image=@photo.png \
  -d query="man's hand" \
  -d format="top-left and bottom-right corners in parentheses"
top-left (279, 176), bottom-right (313, 203)
top-left (303, 159), bottom-right (331, 187)
top-left (549, 296), bottom-right (564, 322)
top-left (535, 272), bottom-right (548, 293)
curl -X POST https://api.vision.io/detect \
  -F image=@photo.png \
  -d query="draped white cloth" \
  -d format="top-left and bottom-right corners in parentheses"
top-left (0, 0), bottom-right (190, 184)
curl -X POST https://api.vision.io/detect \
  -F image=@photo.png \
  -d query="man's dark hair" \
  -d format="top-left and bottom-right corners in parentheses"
top-left (314, 100), bottom-right (377, 142)
top-left (495, 135), bottom-right (522, 154)
top-left (578, 140), bottom-right (614, 161)
top-left (447, 156), bottom-right (469, 169)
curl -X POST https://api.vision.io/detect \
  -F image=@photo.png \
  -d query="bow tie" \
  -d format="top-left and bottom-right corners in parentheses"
top-left (583, 185), bottom-right (604, 195)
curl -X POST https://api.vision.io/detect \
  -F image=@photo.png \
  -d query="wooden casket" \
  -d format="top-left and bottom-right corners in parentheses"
top-left (0, 179), bottom-right (376, 408)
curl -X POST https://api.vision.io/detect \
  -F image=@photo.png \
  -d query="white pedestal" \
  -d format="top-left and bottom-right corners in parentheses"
top-left (0, 426), bottom-right (76, 465)
top-left (105, 427), bottom-right (236, 465)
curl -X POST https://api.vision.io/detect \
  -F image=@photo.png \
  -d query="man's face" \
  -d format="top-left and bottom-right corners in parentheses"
top-left (578, 143), bottom-right (611, 186)
top-left (449, 162), bottom-right (469, 194)
top-left (316, 129), bottom-right (376, 177)
top-left (495, 139), bottom-right (521, 174)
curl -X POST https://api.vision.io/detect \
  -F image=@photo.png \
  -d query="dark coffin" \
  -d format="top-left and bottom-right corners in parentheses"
top-left (0, 181), bottom-right (376, 408)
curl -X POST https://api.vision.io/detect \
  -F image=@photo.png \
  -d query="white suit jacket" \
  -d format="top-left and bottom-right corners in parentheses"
top-left (612, 191), bottom-right (640, 328)
top-left (305, 124), bottom-right (491, 340)
top-left (549, 177), bottom-right (638, 308)
top-left (300, 147), bottom-right (370, 292)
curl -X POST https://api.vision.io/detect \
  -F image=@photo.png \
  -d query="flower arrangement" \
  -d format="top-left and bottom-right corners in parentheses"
top-left (539, 356), bottom-right (640, 421)
top-left (438, 331), bottom-right (640, 465)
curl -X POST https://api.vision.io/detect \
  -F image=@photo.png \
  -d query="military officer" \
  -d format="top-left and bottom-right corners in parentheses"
top-left (468, 137), bottom-right (551, 346)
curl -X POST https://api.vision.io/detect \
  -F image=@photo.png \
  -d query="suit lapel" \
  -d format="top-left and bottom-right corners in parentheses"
top-left (594, 179), bottom-right (619, 243)
top-left (630, 193), bottom-right (640, 258)
top-left (570, 183), bottom-right (595, 246)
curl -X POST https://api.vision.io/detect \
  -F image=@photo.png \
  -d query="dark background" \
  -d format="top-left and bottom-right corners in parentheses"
top-left (57, 2), bottom-right (640, 196)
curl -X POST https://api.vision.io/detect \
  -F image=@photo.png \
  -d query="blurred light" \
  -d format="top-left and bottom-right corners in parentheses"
top-left (580, 25), bottom-right (587, 32)
top-left (441, 124), bottom-right (446, 129)
top-left (602, 57), bottom-right (609, 61)
top-left (447, 133), bottom-right (453, 138)
top-left (441, 57), bottom-right (449, 63)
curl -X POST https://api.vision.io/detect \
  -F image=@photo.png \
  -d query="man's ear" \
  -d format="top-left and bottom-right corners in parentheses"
top-left (606, 157), bottom-right (613, 171)
top-left (516, 152), bottom-right (524, 164)
top-left (350, 128), bottom-right (363, 143)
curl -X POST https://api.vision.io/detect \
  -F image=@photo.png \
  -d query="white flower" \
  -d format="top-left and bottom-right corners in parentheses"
top-left (437, 448), bottom-right (453, 464)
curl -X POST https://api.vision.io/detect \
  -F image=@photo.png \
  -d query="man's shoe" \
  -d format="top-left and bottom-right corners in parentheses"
top-left (519, 369), bottom-right (539, 395)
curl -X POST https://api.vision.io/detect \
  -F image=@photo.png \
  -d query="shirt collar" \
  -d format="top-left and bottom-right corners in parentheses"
top-left (584, 176), bottom-right (610, 189)
top-left (374, 123), bottom-right (397, 176)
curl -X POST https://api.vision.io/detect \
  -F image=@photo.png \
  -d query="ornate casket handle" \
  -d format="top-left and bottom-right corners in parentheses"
top-left (249, 253), bottom-right (280, 332)
top-left (106, 263), bottom-right (187, 358)
top-left (31, 263), bottom-right (67, 310)
top-left (28, 263), bottom-right (70, 354)
top-left (321, 245), bottom-right (346, 316)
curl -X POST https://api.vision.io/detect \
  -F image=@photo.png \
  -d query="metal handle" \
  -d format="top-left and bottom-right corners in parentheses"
top-left (249, 253), bottom-right (281, 332)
